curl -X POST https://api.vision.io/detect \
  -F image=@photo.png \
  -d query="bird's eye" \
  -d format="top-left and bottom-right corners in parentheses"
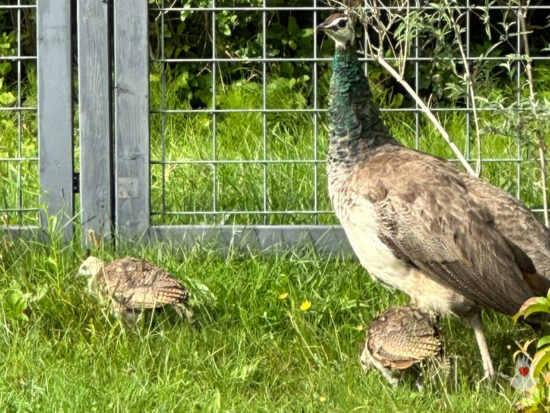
top-left (338, 19), bottom-right (347, 28)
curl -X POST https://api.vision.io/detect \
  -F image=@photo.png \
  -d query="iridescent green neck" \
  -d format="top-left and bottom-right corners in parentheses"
top-left (328, 48), bottom-right (397, 166)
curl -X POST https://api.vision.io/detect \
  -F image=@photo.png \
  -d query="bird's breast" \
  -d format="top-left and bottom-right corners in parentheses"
top-left (329, 176), bottom-right (473, 316)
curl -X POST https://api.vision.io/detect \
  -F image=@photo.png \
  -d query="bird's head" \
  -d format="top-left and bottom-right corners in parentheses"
top-left (78, 256), bottom-right (104, 279)
top-left (317, 13), bottom-right (355, 50)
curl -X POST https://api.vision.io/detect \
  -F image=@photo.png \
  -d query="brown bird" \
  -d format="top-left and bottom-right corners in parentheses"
top-left (78, 256), bottom-right (192, 322)
top-left (360, 306), bottom-right (443, 387)
top-left (318, 12), bottom-right (550, 378)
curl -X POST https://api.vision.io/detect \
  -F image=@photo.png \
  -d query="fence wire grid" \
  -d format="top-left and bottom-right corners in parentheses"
top-left (0, 1), bottom-right (38, 226)
top-left (147, 1), bottom-right (550, 227)
top-left (1, 1), bottom-right (550, 232)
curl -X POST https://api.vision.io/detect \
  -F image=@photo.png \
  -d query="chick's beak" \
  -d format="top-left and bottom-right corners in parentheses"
top-left (316, 21), bottom-right (328, 32)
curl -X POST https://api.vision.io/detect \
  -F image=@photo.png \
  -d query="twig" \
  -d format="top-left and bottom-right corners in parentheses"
top-left (374, 56), bottom-right (477, 176)
top-left (155, 0), bottom-right (178, 22)
top-left (448, 5), bottom-right (483, 176)
top-left (517, 1), bottom-right (549, 225)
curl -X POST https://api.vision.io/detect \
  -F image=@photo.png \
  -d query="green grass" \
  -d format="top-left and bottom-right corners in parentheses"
top-left (0, 239), bottom-right (535, 411)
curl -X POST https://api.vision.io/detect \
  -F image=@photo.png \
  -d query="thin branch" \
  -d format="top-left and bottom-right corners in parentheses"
top-left (449, 6), bottom-right (483, 176)
top-left (374, 56), bottom-right (477, 176)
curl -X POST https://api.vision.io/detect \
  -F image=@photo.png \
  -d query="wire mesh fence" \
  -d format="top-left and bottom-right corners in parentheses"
top-left (0, 1), bottom-right (39, 226)
top-left (1, 1), bottom-right (550, 236)
top-left (147, 1), bottom-right (550, 227)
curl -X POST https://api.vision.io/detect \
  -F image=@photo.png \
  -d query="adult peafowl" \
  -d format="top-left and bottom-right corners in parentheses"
top-left (318, 12), bottom-right (550, 379)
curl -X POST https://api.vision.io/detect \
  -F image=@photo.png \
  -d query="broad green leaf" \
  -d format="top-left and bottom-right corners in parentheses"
top-left (538, 335), bottom-right (550, 349)
top-left (532, 348), bottom-right (550, 377)
top-left (513, 304), bottom-right (549, 323)
top-left (513, 296), bottom-right (550, 322)
top-left (0, 61), bottom-right (11, 76)
top-left (0, 91), bottom-right (15, 105)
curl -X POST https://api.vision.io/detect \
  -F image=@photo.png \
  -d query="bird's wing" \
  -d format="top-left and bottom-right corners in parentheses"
top-left (105, 257), bottom-right (188, 309)
top-left (464, 176), bottom-right (550, 283)
top-left (119, 285), bottom-right (188, 309)
top-left (353, 148), bottom-right (534, 315)
top-left (368, 307), bottom-right (441, 370)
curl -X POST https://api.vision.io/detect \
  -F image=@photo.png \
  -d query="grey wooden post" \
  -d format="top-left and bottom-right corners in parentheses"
top-left (113, 0), bottom-right (150, 241)
top-left (78, 0), bottom-right (113, 246)
top-left (38, 0), bottom-right (74, 242)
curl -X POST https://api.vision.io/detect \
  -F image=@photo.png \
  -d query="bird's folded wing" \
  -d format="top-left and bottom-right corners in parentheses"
top-left (354, 150), bottom-right (534, 315)
top-left (106, 258), bottom-right (188, 309)
top-left (464, 176), bottom-right (550, 280)
top-left (118, 285), bottom-right (187, 309)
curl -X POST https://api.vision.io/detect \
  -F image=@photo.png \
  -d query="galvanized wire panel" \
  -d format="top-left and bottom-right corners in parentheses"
top-left (147, 2), bottom-right (550, 226)
top-left (0, 1), bottom-right (39, 226)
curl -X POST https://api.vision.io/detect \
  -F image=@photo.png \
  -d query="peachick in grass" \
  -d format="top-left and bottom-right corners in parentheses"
top-left (318, 12), bottom-right (550, 379)
top-left (78, 256), bottom-right (192, 322)
top-left (360, 306), bottom-right (443, 388)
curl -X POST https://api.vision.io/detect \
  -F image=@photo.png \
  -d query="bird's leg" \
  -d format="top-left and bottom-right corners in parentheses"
top-left (468, 312), bottom-right (495, 379)
top-left (175, 303), bottom-right (194, 323)
top-left (415, 373), bottom-right (425, 392)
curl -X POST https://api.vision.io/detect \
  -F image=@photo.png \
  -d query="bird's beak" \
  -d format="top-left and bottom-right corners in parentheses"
top-left (316, 21), bottom-right (328, 32)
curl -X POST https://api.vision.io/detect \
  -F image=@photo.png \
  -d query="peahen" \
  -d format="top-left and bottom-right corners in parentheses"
top-left (318, 12), bottom-right (550, 378)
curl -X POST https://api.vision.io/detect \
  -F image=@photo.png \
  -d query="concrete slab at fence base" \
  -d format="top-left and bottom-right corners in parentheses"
top-left (1, 226), bottom-right (50, 244)
top-left (146, 225), bottom-right (354, 257)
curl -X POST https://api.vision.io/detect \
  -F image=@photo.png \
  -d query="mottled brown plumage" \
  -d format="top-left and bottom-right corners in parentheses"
top-left (347, 147), bottom-right (549, 317)
top-left (78, 256), bottom-right (192, 321)
top-left (360, 306), bottom-right (442, 386)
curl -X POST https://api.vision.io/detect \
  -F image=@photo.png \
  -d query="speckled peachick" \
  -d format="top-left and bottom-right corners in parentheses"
top-left (78, 256), bottom-right (192, 322)
top-left (360, 306), bottom-right (442, 387)
top-left (318, 13), bottom-right (550, 378)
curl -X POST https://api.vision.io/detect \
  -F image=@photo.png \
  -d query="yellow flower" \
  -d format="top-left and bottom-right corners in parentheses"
top-left (320, 396), bottom-right (326, 403)
top-left (355, 325), bottom-right (364, 331)
top-left (300, 300), bottom-right (312, 311)
top-left (278, 292), bottom-right (289, 300)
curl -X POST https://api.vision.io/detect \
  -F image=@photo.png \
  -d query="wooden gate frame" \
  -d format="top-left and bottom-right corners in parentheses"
top-left (76, 0), bottom-right (349, 254)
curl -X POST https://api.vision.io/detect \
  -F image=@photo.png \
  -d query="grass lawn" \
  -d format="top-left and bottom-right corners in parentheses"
top-left (0, 238), bottom-right (537, 412)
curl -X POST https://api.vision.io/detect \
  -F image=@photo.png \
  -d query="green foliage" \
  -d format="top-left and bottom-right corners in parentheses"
top-left (513, 293), bottom-right (550, 411)
top-left (1, 281), bottom-right (46, 325)
top-left (0, 8), bottom-right (39, 225)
